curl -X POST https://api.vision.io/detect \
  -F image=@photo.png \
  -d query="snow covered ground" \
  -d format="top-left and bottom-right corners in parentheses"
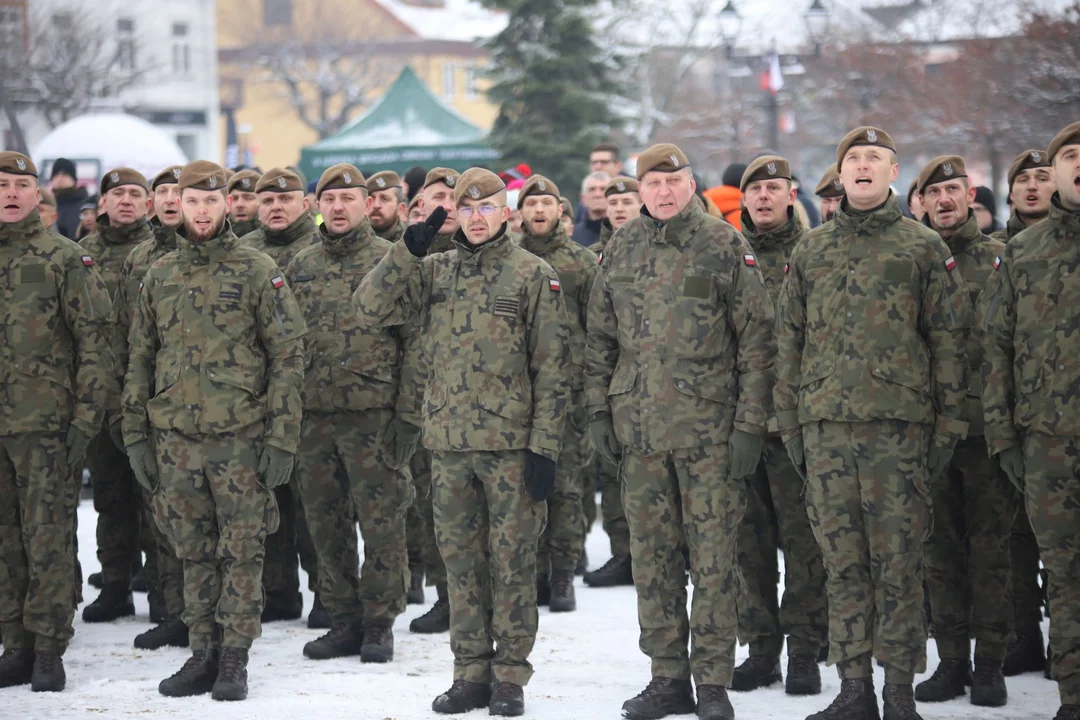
top-left (1, 498), bottom-right (1060, 719)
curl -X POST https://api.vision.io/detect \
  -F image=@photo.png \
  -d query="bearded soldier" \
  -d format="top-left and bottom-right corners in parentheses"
top-left (815, 164), bottom-right (844, 224)
top-left (227, 169), bottom-right (261, 239)
top-left (367, 170), bottom-right (408, 241)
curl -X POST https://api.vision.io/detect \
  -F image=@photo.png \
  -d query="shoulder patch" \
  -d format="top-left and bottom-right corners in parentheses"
top-left (549, 278), bottom-right (561, 292)
top-left (994, 256), bottom-right (1001, 270)
top-left (744, 254), bottom-right (757, 267)
top-left (271, 275), bottom-right (285, 289)
top-left (944, 256), bottom-right (957, 271)
top-left (138, 280), bottom-right (144, 294)
top-left (783, 263), bottom-right (789, 274)
top-left (81, 255), bottom-right (95, 267)
top-left (597, 251), bottom-right (603, 265)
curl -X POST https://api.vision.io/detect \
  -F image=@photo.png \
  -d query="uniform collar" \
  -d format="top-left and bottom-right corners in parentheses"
top-left (230, 218), bottom-right (259, 238)
top-left (150, 217), bottom-right (179, 252)
top-left (924, 209), bottom-right (983, 255)
top-left (320, 216), bottom-right (375, 257)
top-left (640, 199), bottom-right (703, 248)
top-left (177, 222), bottom-right (239, 260)
top-left (1048, 193), bottom-right (1080, 235)
top-left (263, 213), bottom-right (315, 246)
top-left (740, 206), bottom-right (803, 251)
top-left (1006, 208), bottom-right (1041, 239)
top-left (374, 217), bottom-right (405, 242)
top-left (834, 191), bottom-right (903, 233)
top-left (98, 214), bottom-right (151, 245)
top-left (520, 220), bottom-right (566, 255)
top-left (453, 223), bottom-right (512, 264)
top-left (0, 208), bottom-right (45, 244)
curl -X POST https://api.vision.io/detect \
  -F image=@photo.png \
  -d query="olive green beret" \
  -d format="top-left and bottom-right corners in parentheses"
top-left (559, 196), bottom-right (574, 215)
top-left (455, 168), bottom-right (505, 206)
top-left (408, 193), bottom-right (422, 213)
top-left (256, 167), bottom-right (305, 194)
top-left (178, 160), bottom-right (228, 192)
top-left (604, 176), bottom-right (639, 198)
top-left (366, 170), bottom-right (402, 194)
top-left (38, 187), bottom-right (57, 207)
top-left (315, 163), bottom-right (365, 199)
top-left (636, 143), bottom-right (689, 180)
top-left (1007, 149), bottom-right (1051, 190)
top-left (836, 126), bottom-right (896, 169)
top-left (423, 167), bottom-right (460, 191)
top-left (227, 169), bottom-right (261, 194)
top-left (0, 151), bottom-right (37, 177)
top-left (917, 155), bottom-right (967, 193)
top-left (517, 174), bottom-right (560, 209)
top-left (100, 167), bottom-right (149, 196)
top-left (740, 155), bottom-right (791, 192)
top-left (814, 164), bottom-right (844, 198)
top-left (1048, 121), bottom-right (1080, 162)
top-left (151, 165), bottom-right (184, 190)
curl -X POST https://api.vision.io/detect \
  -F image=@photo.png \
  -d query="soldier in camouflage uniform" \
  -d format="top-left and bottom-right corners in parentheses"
top-left (989, 149), bottom-right (1055, 677)
top-left (107, 165), bottom-right (190, 651)
top-left (979, 121), bottom-right (1080, 720)
top-left (122, 161), bottom-right (306, 702)
top-left (405, 167), bottom-right (462, 635)
top-left (774, 128), bottom-right (971, 720)
top-left (368, 171), bottom-right (407, 241)
top-left (732, 156), bottom-right (828, 698)
top-left (583, 176), bottom-right (639, 590)
top-left (0, 152), bottom-right (113, 691)
top-left (227, 170), bottom-right (261, 239)
top-left (79, 167), bottom-right (155, 624)
top-left (587, 144), bottom-right (776, 720)
top-left (517, 175), bottom-right (597, 613)
top-left (285, 164), bottom-right (419, 663)
top-left (911, 156), bottom-right (1013, 708)
top-left (814, 165), bottom-right (844, 224)
top-left (355, 168), bottom-right (570, 717)
top-left (242, 167), bottom-right (321, 624)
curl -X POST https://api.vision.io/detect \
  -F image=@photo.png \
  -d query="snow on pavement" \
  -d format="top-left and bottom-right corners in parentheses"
top-left (0, 499), bottom-right (1060, 719)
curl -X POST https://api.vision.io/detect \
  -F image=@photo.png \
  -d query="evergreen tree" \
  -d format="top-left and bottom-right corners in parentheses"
top-left (482, 0), bottom-right (623, 195)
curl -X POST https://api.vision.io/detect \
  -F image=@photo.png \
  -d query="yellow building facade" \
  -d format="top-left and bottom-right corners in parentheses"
top-left (216, 0), bottom-right (499, 170)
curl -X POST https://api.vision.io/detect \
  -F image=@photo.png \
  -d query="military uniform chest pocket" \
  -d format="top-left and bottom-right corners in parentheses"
top-left (882, 258), bottom-right (915, 284)
top-left (213, 281), bottom-right (246, 305)
top-left (11, 262), bottom-right (57, 301)
top-left (491, 293), bottom-right (522, 320)
top-left (679, 268), bottom-right (727, 311)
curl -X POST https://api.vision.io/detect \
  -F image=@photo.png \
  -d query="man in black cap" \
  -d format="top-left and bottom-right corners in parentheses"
top-left (49, 158), bottom-right (89, 240)
top-left (971, 186), bottom-right (1001, 235)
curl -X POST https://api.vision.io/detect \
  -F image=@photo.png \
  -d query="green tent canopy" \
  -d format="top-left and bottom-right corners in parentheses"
top-left (299, 66), bottom-right (499, 179)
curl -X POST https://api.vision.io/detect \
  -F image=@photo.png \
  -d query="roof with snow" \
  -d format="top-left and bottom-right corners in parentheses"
top-left (374, 0), bottom-right (508, 42)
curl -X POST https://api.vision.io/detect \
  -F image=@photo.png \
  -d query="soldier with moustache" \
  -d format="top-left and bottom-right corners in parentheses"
top-left (367, 171), bottom-right (408, 241)
top-left (815, 164), bottom-right (844, 224)
top-left (227, 170), bottom-right (261, 239)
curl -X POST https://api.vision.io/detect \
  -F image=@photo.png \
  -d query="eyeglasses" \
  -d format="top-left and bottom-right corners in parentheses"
top-left (458, 204), bottom-right (505, 219)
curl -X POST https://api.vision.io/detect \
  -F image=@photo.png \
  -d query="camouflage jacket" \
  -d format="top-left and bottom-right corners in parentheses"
top-left (598, 219), bottom-right (615, 250)
top-left (79, 215), bottom-right (154, 300)
top-left (241, 213), bottom-right (319, 270)
top-left (519, 222), bottom-right (597, 392)
top-left (585, 200), bottom-right (776, 453)
top-left (231, 218), bottom-right (259, 239)
top-left (980, 195), bottom-right (1080, 455)
top-left (0, 209), bottom-right (113, 435)
top-left (989, 209), bottom-right (1042, 244)
top-left (774, 193), bottom-right (970, 440)
top-left (286, 217), bottom-right (420, 422)
top-left (741, 208), bottom-right (805, 305)
top-left (929, 211), bottom-right (1003, 437)
top-left (354, 226), bottom-right (572, 461)
top-left (375, 218), bottom-right (406, 242)
top-left (122, 226), bottom-right (307, 453)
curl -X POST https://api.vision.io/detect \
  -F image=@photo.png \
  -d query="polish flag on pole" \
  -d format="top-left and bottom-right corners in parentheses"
top-left (767, 52), bottom-right (784, 95)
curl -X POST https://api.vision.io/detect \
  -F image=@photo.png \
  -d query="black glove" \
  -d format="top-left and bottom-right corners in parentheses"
top-left (403, 206), bottom-right (447, 257)
top-left (784, 434), bottom-right (806, 481)
top-left (524, 450), bottom-right (557, 502)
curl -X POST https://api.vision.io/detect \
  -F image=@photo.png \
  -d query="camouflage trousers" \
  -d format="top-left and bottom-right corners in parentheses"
top-left (538, 408), bottom-right (588, 574)
top-left (87, 424), bottom-right (140, 586)
top-left (924, 435), bottom-right (1016, 661)
top-left (803, 420), bottom-right (930, 683)
top-left (1021, 433), bottom-right (1080, 705)
top-left (406, 446), bottom-right (447, 591)
top-left (140, 481), bottom-right (184, 617)
top-left (0, 432), bottom-right (77, 652)
top-left (1011, 502), bottom-right (1044, 634)
top-left (432, 450), bottom-right (546, 687)
top-left (581, 464), bottom-right (597, 539)
top-left (737, 435), bottom-right (828, 658)
top-left (152, 424), bottom-right (278, 651)
top-left (262, 477), bottom-right (319, 608)
top-left (296, 411), bottom-right (412, 626)
top-left (623, 443), bottom-right (744, 686)
top-left (596, 453), bottom-right (630, 556)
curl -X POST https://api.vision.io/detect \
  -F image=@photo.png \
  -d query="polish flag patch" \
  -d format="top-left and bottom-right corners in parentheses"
top-left (744, 254), bottom-right (757, 267)
top-left (783, 263), bottom-right (789, 274)
top-left (271, 276), bottom-right (285, 289)
top-left (81, 255), bottom-right (94, 266)
top-left (138, 281), bottom-right (144, 294)
top-left (944, 256), bottom-right (957, 271)
top-left (549, 278), bottom-right (561, 292)
top-left (597, 251), bottom-right (603, 265)
top-left (994, 256), bottom-right (1001, 270)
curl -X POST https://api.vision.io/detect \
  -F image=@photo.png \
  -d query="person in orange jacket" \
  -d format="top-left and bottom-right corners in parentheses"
top-left (702, 162), bottom-right (746, 230)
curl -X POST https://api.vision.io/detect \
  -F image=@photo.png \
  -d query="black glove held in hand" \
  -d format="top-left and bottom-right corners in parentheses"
top-left (404, 206), bottom-right (447, 257)
top-left (524, 450), bottom-right (557, 502)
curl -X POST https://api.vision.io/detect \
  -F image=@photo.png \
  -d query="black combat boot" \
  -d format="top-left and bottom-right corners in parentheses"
top-left (818, 644), bottom-right (830, 663)
top-left (1054, 705), bottom-right (1080, 719)
top-left (159, 649), bottom-right (219, 697)
top-left (134, 616), bottom-right (189, 650)
top-left (697, 684), bottom-right (735, 720)
top-left (87, 571), bottom-right (104, 589)
top-left (731, 655), bottom-right (782, 692)
top-left (489, 681), bottom-right (525, 716)
top-left (130, 569), bottom-right (148, 593)
top-left (584, 553), bottom-right (633, 587)
top-left (432, 679), bottom-right (491, 714)
top-left (408, 564), bottom-right (425, 605)
top-left (411, 589), bottom-right (451, 634)
top-left (261, 593), bottom-right (302, 623)
top-left (82, 583), bottom-right (135, 623)
top-left (883, 683), bottom-right (923, 720)
top-left (0, 648), bottom-right (34, 688)
top-left (969, 657), bottom-right (1007, 707)
top-left (1003, 627), bottom-right (1046, 676)
top-left (787, 654), bottom-right (823, 695)
top-left (914, 659), bottom-right (969, 702)
top-left (307, 593), bottom-right (331, 629)
top-left (211, 647), bottom-right (248, 702)
top-left (303, 622), bottom-right (364, 660)
top-left (30, 651), bottom-right (65, 692)
top-left (576, 549), bottom-right (588, 575)
top-left (360, 622), bottom-right (394, 663)
top-left (549, 570), bottom-right (577, 613)
top-left (806, 678), bottom-right (880, 720)
top-left (536, 573), bottom-right (551, 606)
top-left (621, 677), bottom-right (696, 720)
top-left (147, 589), bottom-right (166, 624)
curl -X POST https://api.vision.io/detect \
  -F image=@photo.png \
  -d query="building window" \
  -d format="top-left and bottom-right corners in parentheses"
top-left (264, 0), bottom-right (292, 27)
top-left (176, 133), bottom-right (197, 161)
top-left (117, 17), bottom-right (136, 70)
top-left (172, 21), bottom-right (190, 74)
top-left (443, 63), bottom-right (455, 100)
top-left (465, 67), bottom-right (479, 100)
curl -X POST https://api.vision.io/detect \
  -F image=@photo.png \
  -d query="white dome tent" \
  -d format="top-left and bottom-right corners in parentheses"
top-left (32, 112), bottom-right (188, 188)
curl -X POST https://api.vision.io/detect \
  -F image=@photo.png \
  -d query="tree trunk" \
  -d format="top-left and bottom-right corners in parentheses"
top-left (986, 133), bottom-right (1004, 215)
top-left (0, 79), bottom-right (30, 154)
